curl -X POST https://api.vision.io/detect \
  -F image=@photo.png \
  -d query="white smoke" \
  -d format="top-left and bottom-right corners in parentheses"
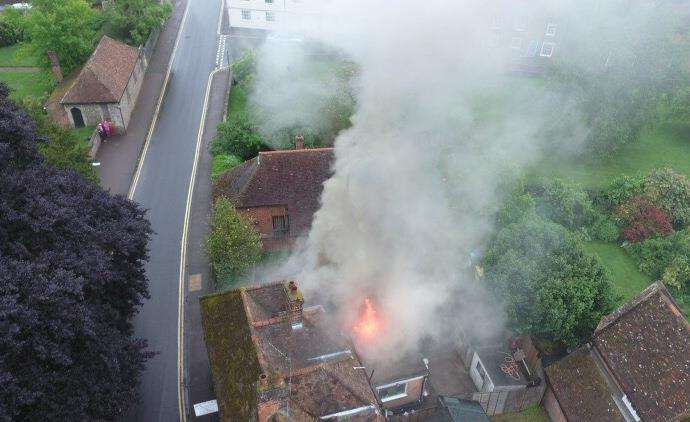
top-left (244, 0), bottom-right (681, 359)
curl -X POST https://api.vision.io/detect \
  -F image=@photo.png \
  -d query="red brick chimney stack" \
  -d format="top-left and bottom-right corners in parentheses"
top-left (295, 134), bottom-right (305, 150)
top-left (285, 280), bottom-right (304, 330)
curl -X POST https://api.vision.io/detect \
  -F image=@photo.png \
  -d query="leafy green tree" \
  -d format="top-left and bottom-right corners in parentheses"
top-left (628, 230), bottom-right (690, 279)
top-left (211, 115), bottom-right (269, 160)
top-left (662, 255), bottom-right (690, 293)
top-left (206, 197), bottom-right (262, 284)
top-left (530, 178), bottom-right (596, 230)
top-left (644, 168), bottom-right (690, 228)
top-left (0, 10), bottom-right (24, 47)
top-left (231, 50), bottom-right (256, 85)
top-left (104, 0), bottom-right (172, 46)
top-left (23, 0), bottom-right (97, 74)
top-left (594, 174), bottom-right (646, 213)
top-left (484, 213), bottom-right (616, 347)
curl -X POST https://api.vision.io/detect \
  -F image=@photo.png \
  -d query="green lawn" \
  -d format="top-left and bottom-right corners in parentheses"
top-left (0, 72), bottom-right (52, 100)
top-left (491, 405), bottom-right (550, 422)
top-left (533, 125), bottom-right (690, 188)
top-left (0, 44), bottom-right (40, 67)
top-left (584, 241), bottom-right (652, 304)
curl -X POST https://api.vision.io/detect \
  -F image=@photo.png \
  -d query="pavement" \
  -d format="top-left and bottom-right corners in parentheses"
top-left (95, 0), bottom-right (188, 196)
top-left (122, 0), bottom-right (226, 420)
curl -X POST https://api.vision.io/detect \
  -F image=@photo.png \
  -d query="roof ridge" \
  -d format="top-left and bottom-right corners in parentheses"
top-left (259, 147), bottom-right (335, 156)
top-left (595, 281), bottom-right (671, 334)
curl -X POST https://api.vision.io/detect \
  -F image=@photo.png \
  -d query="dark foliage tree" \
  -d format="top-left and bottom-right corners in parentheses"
top-left (0, 84), bottom-right (153, 421)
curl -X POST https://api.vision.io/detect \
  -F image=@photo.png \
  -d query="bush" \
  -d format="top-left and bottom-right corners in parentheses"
top-left (530, 178), bottom-right (596, 230)
top-left (211, 154), bottom-right (242, 181)
top-left (206, 197), bottom-right (262, 284)
top-left (592, 215), bottom-right (620, 242)
top-left (103, 0), bottom-right (172, 46)
top-left (595, 174), bottom-right (645, 212)
top-left (211, 115), bottom-right (269, 160)
top-left (643, 168), bottom-right (690, 228)
top-left (0, 15), bottom-right (24, 47)
top-left (618, 196), bottom-right (673, 243)
top-left (628, 230), bottom-right (690, 279)
top-left (662, 255), bottom-right (690, 293)
top-left (231, 50), bottom-right (256, 85)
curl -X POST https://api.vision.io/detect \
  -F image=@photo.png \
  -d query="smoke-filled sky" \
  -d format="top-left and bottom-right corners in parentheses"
top-left (247, 0), bottom-right (687, 360)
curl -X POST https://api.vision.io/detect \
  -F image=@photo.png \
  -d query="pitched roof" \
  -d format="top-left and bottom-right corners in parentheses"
top-left (593, 282), bottom-right (690, 421)
top-left (544, 346), bottom-right (625, 422)
top-left (214, 148), bottom-right (334, 235)
top-left (201, 282), bottom-right (382, 421)
top-left (61, 36), bottom-right (140, 104)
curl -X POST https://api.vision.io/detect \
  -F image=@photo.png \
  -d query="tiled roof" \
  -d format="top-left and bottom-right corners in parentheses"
top-left (214, 148), bottom-right (334, 235)
top-left (544, 346), bottom-right (624, 422)
top-left (61, 36), bottom-right (139, 104)
top-left (593, 282), bottom-right (690, 421)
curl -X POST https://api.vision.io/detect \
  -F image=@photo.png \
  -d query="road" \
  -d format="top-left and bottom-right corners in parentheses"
top-left (129, 0), bottom-right (224, 420)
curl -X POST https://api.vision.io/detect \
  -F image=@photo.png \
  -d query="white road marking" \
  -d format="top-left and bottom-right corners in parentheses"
top-left (177, 64), bottom-right (227, 422)
top-left (128, 1), bottom-right (190, 200)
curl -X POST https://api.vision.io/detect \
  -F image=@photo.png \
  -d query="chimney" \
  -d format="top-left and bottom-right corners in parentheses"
top-left (47, 51), bottom-right (63, 83)
top-left (285, 280), bottom-right (304, 330)
top-left (294, 134), bottom-right (305, 150)
top-left (259, 373), bottom-right (268, 388)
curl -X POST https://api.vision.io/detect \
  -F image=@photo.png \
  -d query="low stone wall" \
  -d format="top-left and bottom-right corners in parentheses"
top-left (88, 129), bottom-right (101, 160)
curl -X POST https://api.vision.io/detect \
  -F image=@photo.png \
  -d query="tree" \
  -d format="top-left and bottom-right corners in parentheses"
top-left (643, 168), bottom-right (690, 228)
top-left (211, 115), bottom-right (269, 161)
top-left (104, 0), bottom-right (172, 46)
top-left (618, 196), bottom-right (674, 243)
top-left (23, 0), bottom-right (97, 74)
top-left (484, 213), bottom-right (616, 348)
top-left (0, 86), bottom-right (153, 420)
top-left (206, 197), bottom-right (262, 284)
top-left (530, 178), bottom-right (596, 230)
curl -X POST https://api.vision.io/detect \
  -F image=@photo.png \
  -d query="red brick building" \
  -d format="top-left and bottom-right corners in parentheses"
top-left (214, 147), bottom-right (334, 252)
top-left (542, 282), bottom-right (690, 422)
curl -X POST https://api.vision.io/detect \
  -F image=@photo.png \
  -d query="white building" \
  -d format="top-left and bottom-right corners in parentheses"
top-left (228, 0), bottom-right (316, 31)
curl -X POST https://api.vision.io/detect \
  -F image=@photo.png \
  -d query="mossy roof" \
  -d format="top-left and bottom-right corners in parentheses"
top-left (200, 290), bottom-right (261, 422)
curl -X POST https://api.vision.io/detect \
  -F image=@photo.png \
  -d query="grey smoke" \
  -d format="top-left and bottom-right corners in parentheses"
top-left (244, 0), bottom-right (684, 359)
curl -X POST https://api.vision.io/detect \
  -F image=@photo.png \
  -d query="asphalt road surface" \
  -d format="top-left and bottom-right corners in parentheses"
top-left (129, 1), bottom-right (223, 420)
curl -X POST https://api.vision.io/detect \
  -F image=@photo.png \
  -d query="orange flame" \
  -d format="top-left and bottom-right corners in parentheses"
top-left (353, 298), bottom-right (381, 341)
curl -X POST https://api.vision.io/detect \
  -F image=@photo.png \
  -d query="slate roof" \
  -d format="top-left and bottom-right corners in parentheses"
top-left (61, 36), bottom-right (139, 104)
top-left (544, 346), bottom-right (624, 422)
top-left (593, 282), bottom-right (690, 421)
top-left (214, 148), bottom-right (334, 235)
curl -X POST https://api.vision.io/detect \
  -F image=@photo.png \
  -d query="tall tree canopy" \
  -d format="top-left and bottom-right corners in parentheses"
top-left (0, 85), bottom-right (153, 420)
top-left (104, 0), bottom-right (172, 46)
top-left (23, 0), bottom-right (97, 74)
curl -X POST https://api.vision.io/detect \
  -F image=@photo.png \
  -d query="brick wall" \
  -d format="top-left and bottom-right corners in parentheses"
top-left (238, 205), bottom-right (293, 252)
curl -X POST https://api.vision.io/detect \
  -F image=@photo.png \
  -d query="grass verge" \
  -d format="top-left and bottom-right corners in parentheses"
top-left (584, 241), bottom-right (652, 304)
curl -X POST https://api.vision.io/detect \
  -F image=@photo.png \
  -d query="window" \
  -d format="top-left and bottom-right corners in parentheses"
top-left (545, 23), bottom-right (556, 37)
top-left (523, 40), bottom-right (539, 57)
top-left (540, 41), bottom-right (555, 57)
top-left (510, 37), bottom-right (522, 50)
top-left (272, 215), bottom-right (290, 237)
top-left (241, 9), bottom-right (251, 20)
top-left (265, 11), bottom-right (275, 21)
top-left (377, 382), bottom-right (407, 403)
top-left (475, 360), bottom-right (487, 382)
top-left (491, 15), bottom-right (501, 29)
top-left (265, 0), bottom-right (274, 2)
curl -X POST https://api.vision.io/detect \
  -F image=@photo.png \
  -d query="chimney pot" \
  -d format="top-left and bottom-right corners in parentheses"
top-left (259, 373), bottom-right (268, 387)
top-left (295, 134), bottom-right (305, 150)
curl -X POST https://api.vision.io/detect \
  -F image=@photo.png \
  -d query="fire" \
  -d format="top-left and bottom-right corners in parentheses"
top-left (353, 298), bottom-right (381, 341)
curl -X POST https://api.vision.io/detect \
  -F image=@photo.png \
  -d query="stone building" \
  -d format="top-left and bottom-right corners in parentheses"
top-left (60, 35), bottom-right (146, 132)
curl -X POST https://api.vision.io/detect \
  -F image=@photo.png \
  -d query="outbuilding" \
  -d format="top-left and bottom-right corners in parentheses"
top-left (60, 35), bottom-right (146, 132)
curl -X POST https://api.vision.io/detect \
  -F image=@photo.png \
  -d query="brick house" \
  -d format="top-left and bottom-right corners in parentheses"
top-left (200, 280), bottom-right (505, 421)
top-left (60, 35), bottom-right (146, 131)
top-left (213, 147), bottom-right (334, 252)
top-left (542, 282), bottom-right (690, 422)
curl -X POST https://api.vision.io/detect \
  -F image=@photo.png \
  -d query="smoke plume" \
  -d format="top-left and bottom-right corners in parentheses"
top-left (245, 0), bottom-right (684, 360)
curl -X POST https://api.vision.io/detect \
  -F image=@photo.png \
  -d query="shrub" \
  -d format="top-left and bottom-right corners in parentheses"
top-left (595, 174), bottom-right (645, 212)
top-left (211, 154), bottom-right (242, 181)
top-left (628, 230), bottom-right (690, 279)
top-left (103, 0), bottom-right (172, 46)
top-left (662, 255), bottom-right (690, 293)
top-left (592, 215), bottom-right (620, 242)
top-left (643, 168), bottom-right (690, 228)
top-left (206, 197), bottom-right (262, 284)
top-left (530, 178), bottom-right (596, 230)
top-left (618, 196), bottom-right (673, 243)
top-left (231, 50), bottom-right (256, 85)
top-left (211, 115), bottom-right (269, 160)
top-left (0, 15), bottom-right (24, 47)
